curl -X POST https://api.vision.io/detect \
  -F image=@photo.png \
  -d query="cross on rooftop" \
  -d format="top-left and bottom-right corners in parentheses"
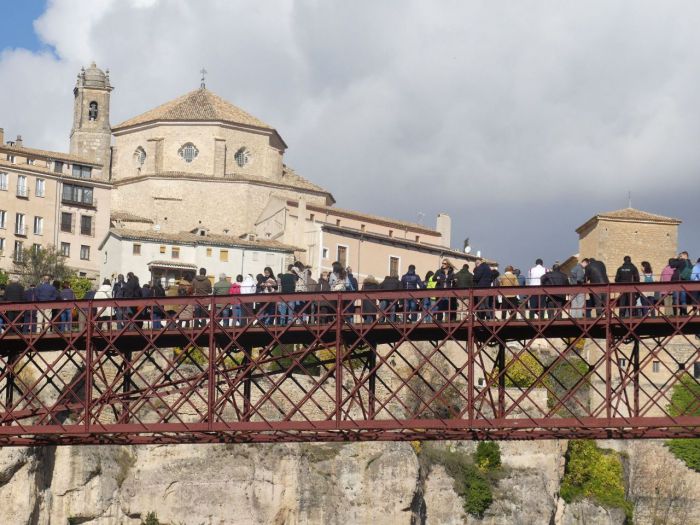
top-left (200, 68), bottom-right (208, 89)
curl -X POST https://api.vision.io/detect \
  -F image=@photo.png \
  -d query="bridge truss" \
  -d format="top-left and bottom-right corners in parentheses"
top-left (0, 282), bottom-right (698, 445)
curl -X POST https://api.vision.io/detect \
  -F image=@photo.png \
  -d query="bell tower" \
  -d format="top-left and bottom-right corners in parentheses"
top-left (70, 62), bottom-right (113, 173)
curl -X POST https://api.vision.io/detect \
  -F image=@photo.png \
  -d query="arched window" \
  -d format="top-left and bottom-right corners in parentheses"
top-left (133, 147), bottom-right (146, 167)
top-left (178, 142), bottom-right (199, 163)
top-left (88, 101), bottom-right (98, 121)
top-left (234, 147), bottom-right (250, 168)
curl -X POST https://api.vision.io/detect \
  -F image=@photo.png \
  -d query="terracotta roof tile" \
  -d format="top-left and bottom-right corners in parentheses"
top-left (108, 228), bottom-right (300, 252)
top-left (0, 144), bottom-right (102, 166)
top-left (287, 201), bottom-right (439, 235)
top-left (110, 211), bottom-right (153, 224)
top-left (113, 88), bottom-right (273, 131)
top-left (596, 207), bottom-right (681, 224)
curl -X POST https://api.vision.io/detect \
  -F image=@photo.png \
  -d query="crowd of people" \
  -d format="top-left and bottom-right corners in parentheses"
top-left (1, 252), bottom-right (699, 331)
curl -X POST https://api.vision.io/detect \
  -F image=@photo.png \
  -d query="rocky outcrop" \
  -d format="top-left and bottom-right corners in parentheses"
top-left (0, 439), bottom-right (696, 524)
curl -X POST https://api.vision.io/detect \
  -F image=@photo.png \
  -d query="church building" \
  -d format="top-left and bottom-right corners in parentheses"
top-left (0, 63), bottom-right (480, 283)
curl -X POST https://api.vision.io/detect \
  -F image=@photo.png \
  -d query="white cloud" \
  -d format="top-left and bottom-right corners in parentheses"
top-left (2, 0), bottom-right (700, 265)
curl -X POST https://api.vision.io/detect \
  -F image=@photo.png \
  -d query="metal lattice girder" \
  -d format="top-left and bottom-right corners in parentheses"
top-left (0, 283), bottom-right (697, 445)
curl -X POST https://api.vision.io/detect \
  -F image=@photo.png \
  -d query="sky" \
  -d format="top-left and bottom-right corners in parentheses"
top-left (1, 0), bottom-right (699, 271)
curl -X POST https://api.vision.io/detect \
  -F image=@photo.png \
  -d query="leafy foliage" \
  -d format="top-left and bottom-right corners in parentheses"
top-left (475, 441), bottom-right (501, 472)
top-left (490, 351), bottom-right (544, 388)
top-left (420, 446), bottom-right (494, 518)
top-left (13, 245), bottom-right (75, 287)
top-left (68, 276), bottom-right (93, 300)
top-left (0, 270), bottom-right (8, 286)
top-left (141, 512), bottom-right (160, 525)
top-left (665, 373), bottom-right (700, 471)
top-left (560, 440), bottom-right (633, 522)
top-left (545, 355), bottom-right (591, 415)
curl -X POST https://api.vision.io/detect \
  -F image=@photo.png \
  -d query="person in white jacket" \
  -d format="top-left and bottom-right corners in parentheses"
top-left (93, 278), bottom-right (113, 329)
top-left (527, 259), bottom-right (548, 319)
top-left (240, 274), bottom-right (256, 324)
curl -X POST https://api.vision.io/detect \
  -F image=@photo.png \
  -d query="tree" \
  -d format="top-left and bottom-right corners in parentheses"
top-left (0, 269), bottom-right (8, 286)
top-left (69, 276), bottom-right (93, 299)
top-left (13, 245), bottom-right (75, 286)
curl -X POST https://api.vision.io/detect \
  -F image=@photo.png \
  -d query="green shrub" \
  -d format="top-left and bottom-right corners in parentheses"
top-left (420, 446), bottom-right (493, 518)
top-left (665, 440), bottom-right (700, 472)
top-left (491, 351), bottom-right (545, 388)
top-left (545, 356), bottom-right (590, 415)
top-left (0, 270), bottom-right (8, 286)
top-left (665, 373), bottom-right (700, 471)
top-left (69, 276), bottom-right (93, 299)
top-left (141, 512), bottom-right (160, 525)
top-left (560, 440), bottom-right (632, 522)
top-left (475, 441), bottom-right (501, 472)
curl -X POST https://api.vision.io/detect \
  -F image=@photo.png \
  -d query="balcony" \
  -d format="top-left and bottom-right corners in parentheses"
top-left (61, 197), bottom-right (97, 209)
top-left (15, 226), bottom-right (27, 237)
top-left (16, 187), bottom-right (29, 199)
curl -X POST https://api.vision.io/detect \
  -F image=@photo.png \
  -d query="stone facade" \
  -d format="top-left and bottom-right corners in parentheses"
top-left (0, 136), bottom-right (109, 278)
top-left (69, 63), bottom-right (113, 171)
top-left (577, 208), bottom-right (680, 277)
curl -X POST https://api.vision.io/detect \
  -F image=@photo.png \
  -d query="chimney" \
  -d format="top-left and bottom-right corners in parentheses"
top-left (15, 135), bottom-right (22, 148)
top-left (0, 128), bottom-right (4, 145)
top-left (436, 213), bottom-right (451, 248)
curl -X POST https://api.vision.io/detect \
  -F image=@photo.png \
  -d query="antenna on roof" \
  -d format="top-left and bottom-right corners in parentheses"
top-left (200, 67), bottom-right (208, 89)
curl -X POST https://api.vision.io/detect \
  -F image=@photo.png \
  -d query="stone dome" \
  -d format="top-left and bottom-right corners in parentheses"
top-left (78, 62), bottom-right (112, 89)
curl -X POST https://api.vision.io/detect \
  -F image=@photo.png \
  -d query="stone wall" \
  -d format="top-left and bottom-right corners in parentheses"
top-left (579, 219), bottom-right (678, 278)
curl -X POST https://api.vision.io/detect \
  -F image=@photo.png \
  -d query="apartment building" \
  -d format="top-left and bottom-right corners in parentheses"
top-left (0, 131), bottom-right (110, 278)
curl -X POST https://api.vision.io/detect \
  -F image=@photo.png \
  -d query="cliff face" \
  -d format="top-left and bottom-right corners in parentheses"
top-left (0, 438), bottom-right (696, 525)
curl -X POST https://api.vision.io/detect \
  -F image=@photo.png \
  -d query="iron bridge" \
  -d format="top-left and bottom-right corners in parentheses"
top-left (0, 282), bottom-right (698, 445)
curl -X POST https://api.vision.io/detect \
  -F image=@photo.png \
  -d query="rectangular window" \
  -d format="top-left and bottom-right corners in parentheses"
top-left (54, 161), bottom-right (64, 174)
top-left (337, 245), bottom-right (348, 267)
top-left (0, 173), bottom-right (7, 191)
top-left (60, 212), bottom-right (73, 233)
top-left (62, 183), bottom-right (94, 205)
top-left (172, 247), bottom-right (180, 259)
top-left (321, 247), bottom-right (328, 259)
top-left (33, 216), bottom-right (43, 235)
top-left (72, 164), bottom-right (92, 179)
top-left (133, 243), bottom-right (141, 255)
top-left (652, 361), bottom-right (660, 373)
top-left (618, 358), bottom-right (627, 368)
top-left (80, 215), bottom-right (93, 236)
top-left (35, 178), bottom-right (45, 197)
top-left (60, 242), bottom-right (70, 257)
top-left (0, 210), bottom-right (5, 229)
top-left (32, 243), bottom-right (41, 255)
top-left (694, 363), bottom-right (700, 379)
top-left (13, 240), bottom-right (23, 261)
top-left (16, 175), bottom-right (28, 197)
top-left (159, 245), bottom-right (166, 254)
top-left (220, 249), bottom-right (229, 262)
top-left (6, 155), bottom-right (15, 164)
top-left (15, 213), bottom-right (26, 235)
top-left (80, 245), bottom-right (90, 260)
top-left (389, 256), bottom-right (400, 278)
top-left (26, 158), bottom-right (34, 165)
top-left (206, 247), bottom-right (212, 257)
top-left (0, 238), bottom-right (5, 252)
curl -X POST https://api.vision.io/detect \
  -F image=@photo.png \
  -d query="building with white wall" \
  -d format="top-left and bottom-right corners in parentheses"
top-left (99, 226), bottom-right (298, 286)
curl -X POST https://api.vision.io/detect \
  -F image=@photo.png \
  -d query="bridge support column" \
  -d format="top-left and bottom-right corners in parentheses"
top-left (368, 344), bottom-right (376, 420)
top-left (497, 343), bottom-right (506, 419)
top-left (243, 348), bottom-right (252, 421)
top-left (119, 350), bottom-right (132, 424)
top-left (632, 339), bottom-right (640, 418)
top-left (3, 351), bottom-right (19, 421)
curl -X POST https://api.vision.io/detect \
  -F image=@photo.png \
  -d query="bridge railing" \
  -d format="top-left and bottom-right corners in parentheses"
top-left (0, 282), bottom-right (697, 445)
